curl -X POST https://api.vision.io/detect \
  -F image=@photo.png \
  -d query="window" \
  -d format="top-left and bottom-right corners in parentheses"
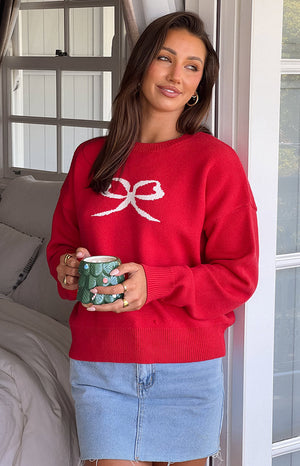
top-left (273, 0), bottom-right (300, 463)
top-left (2, 0), bottom-right (124, 179)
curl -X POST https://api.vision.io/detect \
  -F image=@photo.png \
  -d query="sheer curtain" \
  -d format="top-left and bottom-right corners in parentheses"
top-left (0, 0), bottom-right (20, 64)
top-left (121, 0), bottom-right (185, 48)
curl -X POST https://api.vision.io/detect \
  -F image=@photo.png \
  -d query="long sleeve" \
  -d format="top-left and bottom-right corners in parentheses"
top-left (143, 202), bottom-right (258, 320)
top-left (143, 137), bottom-right (259, 320)
top-left (47, 148), bottom-right (82, 301)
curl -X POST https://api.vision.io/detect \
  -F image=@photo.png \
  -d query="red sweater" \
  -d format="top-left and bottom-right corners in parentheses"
top-left (47, 133), bottom-right (259, 363)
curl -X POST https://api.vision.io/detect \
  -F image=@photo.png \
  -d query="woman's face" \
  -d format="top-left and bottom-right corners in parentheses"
top-left (140, 28), bottom-right (207, 119)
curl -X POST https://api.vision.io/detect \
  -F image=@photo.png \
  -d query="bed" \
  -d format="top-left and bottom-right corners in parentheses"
top-left (0, 175), bottom-right (80, 465)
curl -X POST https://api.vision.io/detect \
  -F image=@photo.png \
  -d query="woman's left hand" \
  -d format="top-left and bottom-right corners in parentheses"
top-left (82, 262), bottom-right (147, 314)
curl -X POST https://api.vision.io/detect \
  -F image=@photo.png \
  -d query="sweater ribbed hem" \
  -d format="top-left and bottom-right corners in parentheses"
top-left (69, 324), bottom-right (228, 364)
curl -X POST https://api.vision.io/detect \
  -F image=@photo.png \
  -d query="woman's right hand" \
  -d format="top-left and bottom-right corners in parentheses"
top-left (57, 247), bottom-right (91, 290)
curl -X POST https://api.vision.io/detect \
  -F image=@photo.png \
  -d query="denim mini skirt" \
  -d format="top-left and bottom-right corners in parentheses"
top-left (70, 358), bottom-right (224, 463)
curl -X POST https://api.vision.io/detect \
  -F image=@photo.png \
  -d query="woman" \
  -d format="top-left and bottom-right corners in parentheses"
top-left (47, 11), bottom-right (259, 466)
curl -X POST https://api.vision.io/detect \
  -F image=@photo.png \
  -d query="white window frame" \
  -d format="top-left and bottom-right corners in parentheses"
top-left (1, 0), bottom-right (125, 180)
top-left (236, 1), bottom-right (282, 464)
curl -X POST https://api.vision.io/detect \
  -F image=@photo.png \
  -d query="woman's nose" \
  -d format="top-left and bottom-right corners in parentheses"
top-left (167, 63), bottom-right (181, 83)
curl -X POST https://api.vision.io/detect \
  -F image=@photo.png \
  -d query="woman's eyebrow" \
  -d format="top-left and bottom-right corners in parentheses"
top-left (161, 46), bottom-right (204, 65)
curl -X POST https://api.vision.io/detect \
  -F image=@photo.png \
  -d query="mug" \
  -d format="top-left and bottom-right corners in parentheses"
top-left (77, 255), bottom-right (125, 305)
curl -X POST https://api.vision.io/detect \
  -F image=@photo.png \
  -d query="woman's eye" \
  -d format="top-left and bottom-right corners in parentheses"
top-left (186, 64), bottom-right (199, 72)
top-left (157, 55), bottom-right (170, 62)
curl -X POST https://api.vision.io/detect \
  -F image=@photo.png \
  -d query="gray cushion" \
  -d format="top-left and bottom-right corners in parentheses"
top-left (0, 175), bottom-right (63, 238)
top-left (0, 223), bottom-right (43, 295)
top-left (11, 241), bottom-right (74, 325)
top-left (0, 176), bottom-right (75, 324)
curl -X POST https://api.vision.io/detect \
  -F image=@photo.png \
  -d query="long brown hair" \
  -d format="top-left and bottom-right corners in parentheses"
top-left (90, 12), bottom-right (219, 193)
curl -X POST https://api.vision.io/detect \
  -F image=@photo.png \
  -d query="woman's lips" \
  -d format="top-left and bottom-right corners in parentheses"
top-left (157, 85), bottom-right (182, 98)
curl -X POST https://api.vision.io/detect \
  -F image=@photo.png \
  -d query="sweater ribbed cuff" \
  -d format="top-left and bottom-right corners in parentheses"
top-left (142, 264), bottom-right (177, 304)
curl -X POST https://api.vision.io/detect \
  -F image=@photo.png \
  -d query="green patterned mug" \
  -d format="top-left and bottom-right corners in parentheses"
top-left (77, 255), bottom-right (125, 305)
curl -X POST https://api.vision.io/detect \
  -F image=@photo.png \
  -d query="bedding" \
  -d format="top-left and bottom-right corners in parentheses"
top-left (0, 294), bottom-right (80, 465)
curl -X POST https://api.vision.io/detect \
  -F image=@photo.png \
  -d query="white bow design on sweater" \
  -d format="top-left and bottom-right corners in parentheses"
top-left (91, 178), bottom-right (165, 223)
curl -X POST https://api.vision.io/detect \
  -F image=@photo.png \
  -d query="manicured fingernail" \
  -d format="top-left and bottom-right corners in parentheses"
top-left (77, 251), bottom-right (84, 258)
top-left (87, 306), bottom-right (96, 311)
top-left (103, 277), bottom-right (108, 284)
top-left (110, 269), bottom-right (119, 276)
top-left (90, 288), bottom-right (97, 293)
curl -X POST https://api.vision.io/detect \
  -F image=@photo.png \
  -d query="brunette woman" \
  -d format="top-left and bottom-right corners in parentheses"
top-left (47, 11), bottom-right (258, 466)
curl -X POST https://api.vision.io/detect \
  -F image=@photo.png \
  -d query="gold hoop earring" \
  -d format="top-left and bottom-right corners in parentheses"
top-left (187, 92), bottom-right (199, 107)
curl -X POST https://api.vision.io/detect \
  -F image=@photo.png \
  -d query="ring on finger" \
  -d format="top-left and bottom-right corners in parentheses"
top-left (123, 299), bottom-right (129, 308)
top-left (64, 253), bottom-right (72, 265)
top-left (122, 283), bottom-right (127, 293)
top-left (63, 275), bottom-right (68, 285)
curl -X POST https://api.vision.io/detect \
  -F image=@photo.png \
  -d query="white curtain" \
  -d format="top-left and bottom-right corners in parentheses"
top-left (121, 0), bottom-right (185, 49)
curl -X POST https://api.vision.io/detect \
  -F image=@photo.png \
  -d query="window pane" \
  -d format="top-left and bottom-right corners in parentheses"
top-left (12, 123), bottom-right (56, 171)
top-left (277, 75), bottom-right (300, 254)
top-left (273, 268), bottom-right (300, 443)
top-left (18, 9), bottom-right (64, 56)
top-left (69, 7), bottom-right (114, 57)
top-left (273, 451), bottom-right (300, 466)
top-left (62, 126), bottom-right (105, 173)
top-left (62, 71), bottom-right (111, 121)
top-left (282, 0), bottom-right (300, 59)
top-left (11, 70), bottom-right (56, 117)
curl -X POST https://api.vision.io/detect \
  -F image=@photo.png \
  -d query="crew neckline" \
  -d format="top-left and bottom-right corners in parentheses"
top-left (133, 133), bottom-right (193, 152)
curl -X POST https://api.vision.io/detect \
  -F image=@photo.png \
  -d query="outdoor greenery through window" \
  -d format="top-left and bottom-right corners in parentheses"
top-left (281, 0), bottom-right (300, 59)
top-left (3, 0), bottom-right (124, 178)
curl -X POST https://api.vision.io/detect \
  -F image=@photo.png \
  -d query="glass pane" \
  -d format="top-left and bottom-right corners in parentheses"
top-left (273, 451), bottom-right (300, 466)
top-left (11, 70), bottom-right (56, 117)
top-left (282, 0), bottom-right (300, 59)
top-left (12, 123), bottom-right (56, 171)
top-left (18, 9), bottom-right (64, 56)
top-left (62, 71), bottom-right (111, 121)
top-left (277, 75), bottom-right (300, 254)
top-left (273, 268), bottom-right (300, 442)
top-left (62, 126), bottom-right (105, 173)
top-left (69, 7), bottom-right (114, 57)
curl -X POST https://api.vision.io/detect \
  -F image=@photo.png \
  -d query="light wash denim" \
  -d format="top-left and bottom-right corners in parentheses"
top-left (70, 358), bottom-right (224, 462)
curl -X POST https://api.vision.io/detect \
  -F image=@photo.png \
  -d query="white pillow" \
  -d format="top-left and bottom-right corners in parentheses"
top-left (0, 223), bottom-right (43, 295)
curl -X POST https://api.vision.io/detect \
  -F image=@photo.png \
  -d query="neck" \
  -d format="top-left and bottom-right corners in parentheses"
top-left (139, 107), bottom-right (182, 144)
